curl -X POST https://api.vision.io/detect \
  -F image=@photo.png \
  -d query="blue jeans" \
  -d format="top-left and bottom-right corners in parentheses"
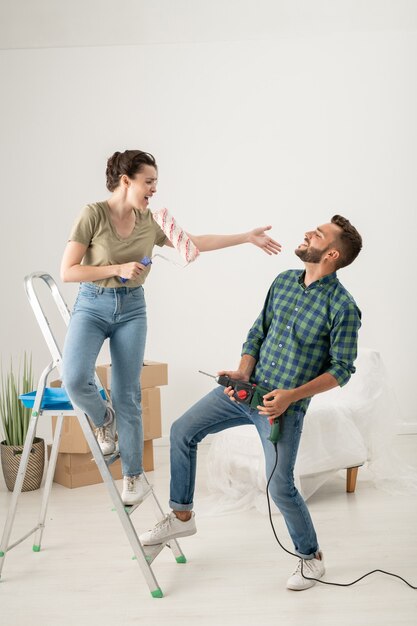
top-left (62, 282), bottom-right (147, 477)
top-left (169, 386), bottom-right (319, 559)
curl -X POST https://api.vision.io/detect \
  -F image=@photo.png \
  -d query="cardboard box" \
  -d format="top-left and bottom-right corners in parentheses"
top-left (51, 385), bottom-right (162, 454)
top-left (142, 387), bottom-right (162, 441)
top-left (51, 414), bottom-right (91, 454)
top-left (96, 361), bottom-right (168, 390)
top-left (48, 440), bottom-right (154, 488)
top-left (53, 450), bottom-right (123, 488)
top-left (50, 378), bottom-right (91, 454)
top-left (143, 439), bottom-right (154, 472)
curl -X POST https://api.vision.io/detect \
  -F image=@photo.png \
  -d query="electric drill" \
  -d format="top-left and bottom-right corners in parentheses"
top-left (199, 371), bottom-right (282, 443)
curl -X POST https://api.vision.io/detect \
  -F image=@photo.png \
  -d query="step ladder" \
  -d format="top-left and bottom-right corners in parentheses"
top-left (0, 272), bottom-right (186, 598)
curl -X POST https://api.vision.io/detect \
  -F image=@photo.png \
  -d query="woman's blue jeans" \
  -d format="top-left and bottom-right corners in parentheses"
top-left (62, 282), bottom-right (147, 477)
top-left (169, 386), bottom-right (319, 559)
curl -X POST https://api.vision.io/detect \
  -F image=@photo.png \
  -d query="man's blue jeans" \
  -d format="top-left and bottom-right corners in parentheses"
top-left (169, 386), bottom-right (319, 559)
top-left (62, 282), bottom-right (147, 477)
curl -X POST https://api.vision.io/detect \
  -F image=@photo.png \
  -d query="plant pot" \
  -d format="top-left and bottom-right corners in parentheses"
top-left (0, 437), bottom-right (45, 492)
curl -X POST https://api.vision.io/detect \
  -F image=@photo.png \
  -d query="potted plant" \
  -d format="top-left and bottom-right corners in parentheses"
top-left (0, 353), bottom-right (45, 492)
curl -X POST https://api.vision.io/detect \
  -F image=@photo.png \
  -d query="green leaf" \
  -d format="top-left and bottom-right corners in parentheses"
top-left (0, 353), bottom-right (34, 447)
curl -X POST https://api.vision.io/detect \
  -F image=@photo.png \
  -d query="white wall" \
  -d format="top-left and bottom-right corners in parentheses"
top-left (1, 1), bottom-right (416, 441)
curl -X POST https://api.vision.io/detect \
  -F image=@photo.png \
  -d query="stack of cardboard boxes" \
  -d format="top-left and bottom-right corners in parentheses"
top-left (50, 361), bottom-right (167, 488)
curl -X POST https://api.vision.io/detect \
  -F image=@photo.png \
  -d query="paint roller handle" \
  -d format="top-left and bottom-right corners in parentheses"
top-left (119, 256), bottom-right (152, 283)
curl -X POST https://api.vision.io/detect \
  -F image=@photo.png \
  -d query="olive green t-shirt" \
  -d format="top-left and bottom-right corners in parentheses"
top-left (68, 201), bottom-right (168, 287)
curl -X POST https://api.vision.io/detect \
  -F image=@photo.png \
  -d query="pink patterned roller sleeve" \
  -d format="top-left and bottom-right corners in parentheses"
top-left (153, 208), bottom-right (200, 263)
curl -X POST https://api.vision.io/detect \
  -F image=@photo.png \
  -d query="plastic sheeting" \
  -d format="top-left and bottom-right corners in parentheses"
top-left (204, 348), bottom-right (417, 516)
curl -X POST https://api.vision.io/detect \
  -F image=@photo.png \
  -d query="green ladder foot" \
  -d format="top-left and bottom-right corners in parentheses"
top-left (0, 551), bottom-right (4, 557)
top-left (111, 506), bottom-right (133, 513)
top-left (133, 554), bottom-right (152, 563)
top-left (151, 588), bottom-right (163, 598)
top-left (32, 545), bottom-right (41, 552)
top-left (176, 555), bottom-right (187, 564)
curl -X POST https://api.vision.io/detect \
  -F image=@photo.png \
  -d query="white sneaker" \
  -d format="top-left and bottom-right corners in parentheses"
top-left (95, 426), bottom-right (116, 455)
top-left (95, 405), bottom-right (116, 455)
top-left (140, 512), bottom-right (197, 546)
top-left (287, 552), bottom-right (325, 590)
top-left (122, 474), bottom-right (152, 506)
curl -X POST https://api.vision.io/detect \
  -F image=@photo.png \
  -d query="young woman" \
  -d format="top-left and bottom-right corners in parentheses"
top-left (61, 149), bottom-right (281, 505)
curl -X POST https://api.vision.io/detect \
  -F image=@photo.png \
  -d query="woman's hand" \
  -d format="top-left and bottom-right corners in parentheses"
top-left (248, 226), bottom-right (282, 255)
top-left (118, 261), bottom-right (147, 281)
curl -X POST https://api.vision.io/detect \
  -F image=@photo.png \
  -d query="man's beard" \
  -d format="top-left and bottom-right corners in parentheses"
top-left (295, 245), bottom-right (326, 263)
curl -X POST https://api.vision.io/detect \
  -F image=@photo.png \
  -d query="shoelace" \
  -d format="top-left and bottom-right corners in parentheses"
top-left (292, 558), bottom-right (320, 577)
top-left (96, 427), bottom-right (112, 443)
top-left (150, 514), bottom-right (172, 537)
top-left (291, 560), bottom-right (303, 576)
top-left (126, 476), bottom-right (139, 492)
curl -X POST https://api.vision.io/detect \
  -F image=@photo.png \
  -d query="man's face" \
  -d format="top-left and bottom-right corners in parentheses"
top-left (295, 222), bottom-right (341, 264)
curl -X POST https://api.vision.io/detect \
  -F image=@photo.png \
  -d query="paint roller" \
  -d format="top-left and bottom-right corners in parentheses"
top-left (120, 208), bottom-right (199, 282)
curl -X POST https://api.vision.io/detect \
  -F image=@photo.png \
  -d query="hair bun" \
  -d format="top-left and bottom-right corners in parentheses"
top-left (105, 149), bottom-right (157, 192)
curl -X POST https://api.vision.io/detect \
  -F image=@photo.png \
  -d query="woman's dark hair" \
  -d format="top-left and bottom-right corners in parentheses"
top-left (331, 214), bottom-right (363, 269)
top-left (106, 150), bottom-right (157, 191)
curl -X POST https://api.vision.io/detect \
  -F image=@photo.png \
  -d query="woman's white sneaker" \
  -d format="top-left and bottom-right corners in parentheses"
top-left (140, 512), bottom-right (197, 545)
top-left (95, 404), bottom-right (116, 455)
top-left (286, 552), bottom-right (325, 590)
top-left (95, 425), bottom-right (116, 455)
top-left (122, 474), bottom-right (152, 506)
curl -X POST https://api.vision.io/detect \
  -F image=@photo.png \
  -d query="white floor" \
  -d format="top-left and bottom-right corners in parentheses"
top-left (1, 436), bottom-right (417, 626)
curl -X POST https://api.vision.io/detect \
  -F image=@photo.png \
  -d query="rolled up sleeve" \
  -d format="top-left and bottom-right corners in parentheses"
top-left (326, 304), bottom-right (362, 386)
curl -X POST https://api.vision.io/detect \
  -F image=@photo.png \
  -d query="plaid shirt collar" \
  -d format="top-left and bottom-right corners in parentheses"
top-left (297, 270), bottom-right (338, 290)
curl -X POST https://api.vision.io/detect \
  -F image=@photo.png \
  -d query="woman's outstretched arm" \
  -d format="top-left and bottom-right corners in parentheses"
top-left (187, 225), bottom-right (281, 255)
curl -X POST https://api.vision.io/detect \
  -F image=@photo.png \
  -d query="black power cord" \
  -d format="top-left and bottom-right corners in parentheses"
top-left (266, 442), bottom-right (417, 589)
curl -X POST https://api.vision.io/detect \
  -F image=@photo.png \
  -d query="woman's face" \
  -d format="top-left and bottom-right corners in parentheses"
top-left (126, 165), bottom-right (158, 211)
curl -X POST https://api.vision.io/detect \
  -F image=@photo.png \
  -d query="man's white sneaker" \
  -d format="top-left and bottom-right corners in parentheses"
top-left (122, 474), bottom-right (152, 506)
top-left (140, 512), bottom-right (197, 546)
top-left (95, 405), bottom-right (116, 455)
top-left (286, 552), bottom-right (325, 591)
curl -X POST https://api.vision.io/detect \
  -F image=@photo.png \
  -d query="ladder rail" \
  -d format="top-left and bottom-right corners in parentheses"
top-left (24, 272), bottom-right (109, 400)
top-left (0, 363), bottom-right (53, 569)
top-left (75, 408), bottom-right (161, 593)
top-left (24, 272), bottom-right (71, 372)
top-left (33, 410), bottom-right (64, 551)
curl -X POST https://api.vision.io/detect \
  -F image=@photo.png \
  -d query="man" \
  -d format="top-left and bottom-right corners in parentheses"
top-left (140, 215), bottom-right (362, 591)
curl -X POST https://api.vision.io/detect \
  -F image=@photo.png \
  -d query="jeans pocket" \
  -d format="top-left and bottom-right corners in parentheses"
top-left (130, 286), bottom-right (144, 299)
top-left (78, 284), bottom-right (98, 300)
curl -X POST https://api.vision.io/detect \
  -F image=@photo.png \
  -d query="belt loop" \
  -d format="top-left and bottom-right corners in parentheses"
top-left (97, 286), bottom-right (103, 294)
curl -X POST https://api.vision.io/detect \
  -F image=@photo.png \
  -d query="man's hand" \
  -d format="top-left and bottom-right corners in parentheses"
top-left (257, 389), bottom-right (296, 419)
top-left (217, 370), bottom-right (249, 401)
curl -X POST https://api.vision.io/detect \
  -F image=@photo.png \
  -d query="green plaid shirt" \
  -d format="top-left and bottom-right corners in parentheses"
top-left (242, 269), bottom-right (361, 411)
